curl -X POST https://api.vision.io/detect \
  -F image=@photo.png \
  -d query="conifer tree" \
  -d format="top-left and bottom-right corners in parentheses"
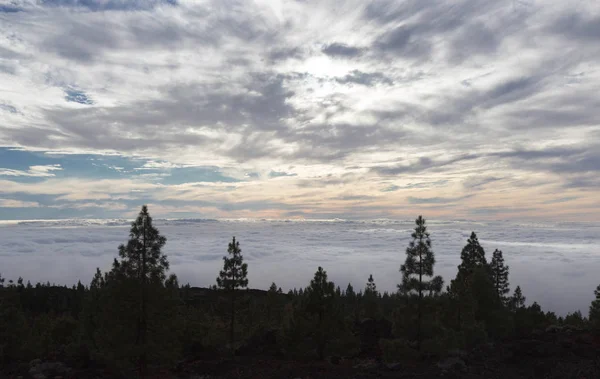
top-left (490, 249), bottom-right (510, 304)
top-left (588, 284), bottom-right (600, 330)
top-left (399, 216), bottom-right (443, 349)
top-left (365, 274), bottom-right (377, 296)
top-left (345, 283), bottom-right (355, 298)
top-left (95, 205), bottom-right (177, 378)
top-left (458, 232), bottom-right (487, 274)
top-left (305, 266), bottom-right (335, 359)
top-left (511, 285), bottom-right (526, 310)
top-left (120, 205), bottom-right (168, 378)
top-left (216, 236), bottom-right (248, 350)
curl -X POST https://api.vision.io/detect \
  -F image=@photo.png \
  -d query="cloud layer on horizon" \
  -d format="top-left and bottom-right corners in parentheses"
top-left (0, 0), bottom-right (599, 220)
top-left (0, 218), bottom-right (599, 316)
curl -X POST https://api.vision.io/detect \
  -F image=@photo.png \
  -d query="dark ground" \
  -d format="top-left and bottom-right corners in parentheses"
top-left (3, 327), bottom-right (599, 379)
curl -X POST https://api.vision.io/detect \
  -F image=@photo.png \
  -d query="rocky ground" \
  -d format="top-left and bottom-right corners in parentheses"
top-left (2, 326), bottom-right (599, 379)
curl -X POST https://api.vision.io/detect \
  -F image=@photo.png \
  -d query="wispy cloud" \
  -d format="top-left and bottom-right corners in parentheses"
top-left (0, 0), bottom-right (599, 220)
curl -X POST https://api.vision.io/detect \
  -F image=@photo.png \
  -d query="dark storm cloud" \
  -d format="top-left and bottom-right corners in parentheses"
top-left (322, 43), bottom-right (363, 58)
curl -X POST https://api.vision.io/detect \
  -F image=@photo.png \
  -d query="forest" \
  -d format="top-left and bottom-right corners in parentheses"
top-left (1, 205), bottom-right (599, 379)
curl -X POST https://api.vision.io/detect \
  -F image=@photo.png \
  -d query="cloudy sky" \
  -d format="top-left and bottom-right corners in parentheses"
top-left (1, 0), bottom-right (599, 221)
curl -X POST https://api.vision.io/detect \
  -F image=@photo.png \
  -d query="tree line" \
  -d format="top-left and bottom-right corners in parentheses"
top-left (1, 206), bottom-right (599, 378)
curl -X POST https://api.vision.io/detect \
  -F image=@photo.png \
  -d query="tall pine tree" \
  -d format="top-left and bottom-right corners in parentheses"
top-left (490, 249), bottom-right (510, 305)
top-left (305, 266), bottom-right (336, 359)
top-left (98, 205), bottom-right (178, 378)
top-left (399, 216), bottom-right (443, 349)
top-left (216, 236), bottom-right (248, 350)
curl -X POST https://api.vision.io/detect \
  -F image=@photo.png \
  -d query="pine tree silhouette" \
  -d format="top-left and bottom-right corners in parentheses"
top-left (216, 236), bottom-right (249, 351)
top-left (490, 249), bottom-right (510, 305)
top-left (399, 216), bottom-right (443, 349)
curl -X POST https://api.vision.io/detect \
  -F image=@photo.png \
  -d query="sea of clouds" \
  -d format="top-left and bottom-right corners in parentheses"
top-left (1, 218), bottom-right (599, 316)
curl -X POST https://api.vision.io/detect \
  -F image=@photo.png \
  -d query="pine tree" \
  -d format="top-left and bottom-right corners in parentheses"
top-left (305, 266), bottom-right (335, 359)
top-left (216, 236), bottom-right (248, 350)
top-left (458, 232), bottom-right (487, 274)
top-left (119, 205), bottom-right (168, 378)
top-left (490, 249), bottom-right (510, 304)
top-left (95, 205), bottom-right (177, 377)
top-left (399, 216), bottom-right (443, 349)
top-left (511, 285), bottom-right (526, 310)
top-left (588, 284), bottom-right (600, 330)
top-left (365, 274), bottom-right (377, 296)
top-left (345, 283), bottom-right (355, 298)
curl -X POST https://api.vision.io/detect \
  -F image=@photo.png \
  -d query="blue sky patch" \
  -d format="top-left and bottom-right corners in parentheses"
top-left (64, 89), bottom-right (93, 105)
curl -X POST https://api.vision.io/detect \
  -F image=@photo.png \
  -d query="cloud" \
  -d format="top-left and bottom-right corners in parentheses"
top-left (0, 165), bottom-right (63, 177)
top-left (39, 0), bottom-right (178, 11)
top-left (322, 43), bottom-right (363, 58)
top-left (334, 70), bottom-right (393, 86)
top-left (0, 0), bottom-right (599, 220)
top-left (407, 195), bottom-right (473, 205)
top-left (1, 218), bottom-right (599, 316)
top-left (268, 171), bottom-right (297, 178)
top-left (0, 199), bottom-right (39, 208)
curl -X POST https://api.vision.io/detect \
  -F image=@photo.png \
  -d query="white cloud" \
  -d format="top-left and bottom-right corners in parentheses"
top-left (0, 0), bottom-right (599, 219)
top-left (0, 198), bottom-right (40, 208)
top-left (0, 165), bottom-right (62, 177)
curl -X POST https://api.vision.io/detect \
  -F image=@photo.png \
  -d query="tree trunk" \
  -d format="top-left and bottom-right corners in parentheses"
top-left (417, 236), bottom-right (423, 350)
top-left (230, 289), bottom-right (235, 354)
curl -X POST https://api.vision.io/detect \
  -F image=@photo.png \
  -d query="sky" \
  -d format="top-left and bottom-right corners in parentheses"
top-left (0, 0), bottom-right (599, 221)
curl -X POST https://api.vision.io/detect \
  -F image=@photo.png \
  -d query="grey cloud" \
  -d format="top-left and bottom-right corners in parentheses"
top-left (463, 176), bottom-right (502, 189)
top-left (334, 70), bottom-right (393, 86)
top-left (0, 4), bottom-right (22, 12)
top-left (322, 43), bottom-right (363, 58)
top-left (374, 25), bottom-right (431, 60)
top-left (373, 154), bottom-right (480, 175)
top-left (551, 13), bottom-right (600, 41)
top-left (268, 171), bottom-right (297, 178)
top-left (39, 0), bottom-right (177, 11)
top-left (491, 146), bottom-right (600, 174)
top-left (469, 206), bottom-right (537, 216)
top-left (267, 47), bottom-right (304, 62)
top-left (381, 185), bottom-right (399, 192)
top-left (542, 197), bottom-right (579, 205)
top-left (448, 22), bottom-right (500, 63)
top-left (331, 195), bottom-right (377, 201)
top-left (407, 195), bottom-right (473, 204)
